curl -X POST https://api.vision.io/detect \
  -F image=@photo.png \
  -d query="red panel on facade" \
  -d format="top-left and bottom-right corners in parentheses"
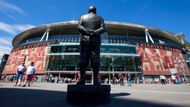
top-left (136, 43), bottom-right (190, 76)
top-left (3, 44), bottom-right (48, 74)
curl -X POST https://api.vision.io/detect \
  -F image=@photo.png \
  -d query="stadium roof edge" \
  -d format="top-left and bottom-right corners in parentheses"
top-left (12, 21), bottom-right (184, 47)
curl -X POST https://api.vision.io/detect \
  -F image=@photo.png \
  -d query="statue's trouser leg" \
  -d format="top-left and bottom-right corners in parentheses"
top-left (77, 43), bottom-right (90, 85)
top-left (91, 43), bottom-right (100, 85)
top-left (92, 65), bottom-right (100, 85)
top-left (78, 65), bottom-right (87, 84)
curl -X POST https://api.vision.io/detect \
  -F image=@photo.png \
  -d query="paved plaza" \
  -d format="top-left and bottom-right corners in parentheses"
top-left (0, 82), bottom-right (190, 107)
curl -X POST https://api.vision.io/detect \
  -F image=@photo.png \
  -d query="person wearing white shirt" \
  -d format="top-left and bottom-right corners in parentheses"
top-left (171, 75), bottom-right (176, 84)
top-left (14, 62), bottom-right (26, 86)
top-left (22, 62), bottom-right (36, 87)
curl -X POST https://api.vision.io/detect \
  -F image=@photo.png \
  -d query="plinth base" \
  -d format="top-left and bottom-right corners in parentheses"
top-left (67, 84), bottom-right (111, 104)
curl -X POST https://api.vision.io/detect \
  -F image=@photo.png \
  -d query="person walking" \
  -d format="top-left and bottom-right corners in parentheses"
top-left (127, 73), bottom-right (132, 86)
top-left (119, 74), bottom-right (125, 86)
top-left (22, 62), bottom-right (36, 87)
top-left (14, 62), bottom-right (26, 86)
top-left (171, 75), bottom-right (176, 84)
top-left (160, 75), bottom-right (164, 84)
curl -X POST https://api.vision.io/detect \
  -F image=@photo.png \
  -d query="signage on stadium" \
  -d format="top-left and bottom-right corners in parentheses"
top-left (136, 43), bottom-right (181, 53)
top-left (11, 42), bottom-right (48, 53)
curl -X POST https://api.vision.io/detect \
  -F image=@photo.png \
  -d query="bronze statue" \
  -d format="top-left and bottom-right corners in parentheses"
top-left (77, 6), bottom-right (105, 85)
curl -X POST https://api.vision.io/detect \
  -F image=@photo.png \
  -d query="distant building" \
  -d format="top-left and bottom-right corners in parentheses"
top-left (2, 21), bottom-right (190, 81)
top-left (0, 54), bottom-right (9, 75)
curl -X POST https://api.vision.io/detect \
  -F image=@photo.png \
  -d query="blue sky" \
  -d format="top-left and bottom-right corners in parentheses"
top-left (0, 0), bottom-right (190, 60)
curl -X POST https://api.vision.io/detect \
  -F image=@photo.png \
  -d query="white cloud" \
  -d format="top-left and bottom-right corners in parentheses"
top-left (0, 22), bottom-right (35, 62)
top-left (0, 45), bottom-right (11, 53)
top-left (0, 37), bottom-right (12, 45)
top-left (0, 22), bottom-right (16, 34)
top-left (14, 24), bottom-right (35, 33)
top-left (0, 0), bottom-right (26, 15)
top-left (6, 14), bottom-right (19, 21)
top-left (51, 5), bottom-right (59, 11)
top-left (0, 21), bottom-right (35, 35)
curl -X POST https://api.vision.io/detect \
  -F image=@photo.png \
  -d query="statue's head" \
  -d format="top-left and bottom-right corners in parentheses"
top-left (88, 6), bottom-right (96, 14)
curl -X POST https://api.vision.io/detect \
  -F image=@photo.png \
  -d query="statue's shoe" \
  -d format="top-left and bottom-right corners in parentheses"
top-left (76, 81), bottom-right (85, 85)
top-left (94, 82), bottom-right (101, 86)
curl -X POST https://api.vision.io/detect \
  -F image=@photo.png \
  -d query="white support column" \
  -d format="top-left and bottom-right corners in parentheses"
top-left (147, 32), bottom-right (154, 44)
top-left (145, 33), bottom-right (149, 43)
top-left (45, 33), bottom-right (48, 41)
top-left (45, 28), bottom-right (50, 41)
top-left (145, 29), bottom-right (154, 44)
top-left (40, 32), bottom-right (47, 41)
top-left (40, 27), bottom-right (51, 42)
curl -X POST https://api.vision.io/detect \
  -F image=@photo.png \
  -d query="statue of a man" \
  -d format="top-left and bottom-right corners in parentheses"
top-left (77, 6), bottom-right (105, 85)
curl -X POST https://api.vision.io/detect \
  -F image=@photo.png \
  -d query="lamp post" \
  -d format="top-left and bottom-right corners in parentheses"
top-left (112, 57), bottom-right (115, 77)
top-left (174, 59), bottom-right (188, 83)
top-left (107, 56), bottom-right (114, 84)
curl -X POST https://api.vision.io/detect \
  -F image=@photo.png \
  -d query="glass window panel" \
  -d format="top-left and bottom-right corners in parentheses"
top-left (47, 55), bottom-right (79, 71)
top-left (65, 45), bottom-right (79, 53)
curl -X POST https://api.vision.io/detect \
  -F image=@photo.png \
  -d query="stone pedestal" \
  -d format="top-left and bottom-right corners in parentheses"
top-left (67, 85), bottom-right (111, 104)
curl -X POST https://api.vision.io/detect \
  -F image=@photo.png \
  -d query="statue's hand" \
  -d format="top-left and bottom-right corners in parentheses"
top-left (89, 30), bottom-right (95, 36)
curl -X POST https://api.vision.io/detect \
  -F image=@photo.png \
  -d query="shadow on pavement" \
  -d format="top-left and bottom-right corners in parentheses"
top-left (0, 88), bottom-right (185, 107)
top-left (111, 92), bottom-right (131, 97)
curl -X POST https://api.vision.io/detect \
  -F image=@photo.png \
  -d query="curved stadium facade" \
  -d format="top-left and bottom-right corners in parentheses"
top-left (3, 21), bottom-right (190, 81)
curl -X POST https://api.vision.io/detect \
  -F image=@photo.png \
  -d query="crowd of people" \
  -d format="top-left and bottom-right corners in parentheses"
top-left (144, 74), bottom-right (188, 84)
top-left (0, 66), bottom-right (189, 86)
top-left (42, 74), bottom-right (77, 84)
top-left (103, 73), bottom-right (136, 86)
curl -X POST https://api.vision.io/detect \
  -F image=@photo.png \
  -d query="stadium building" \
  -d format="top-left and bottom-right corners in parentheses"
top-left (2, 21), bottom-right (190, 82)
